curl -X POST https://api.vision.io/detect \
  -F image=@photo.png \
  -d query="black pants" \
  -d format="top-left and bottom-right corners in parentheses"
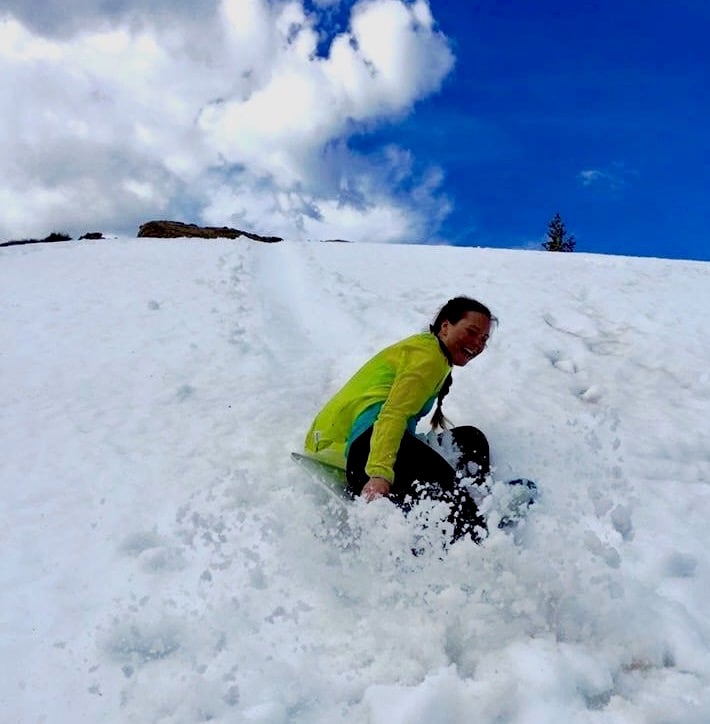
top-left (346, 426), bottom-right (490, 542)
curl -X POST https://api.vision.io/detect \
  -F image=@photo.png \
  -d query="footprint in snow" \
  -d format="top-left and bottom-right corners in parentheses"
top-left (119, 531), bottom-right (187, 573)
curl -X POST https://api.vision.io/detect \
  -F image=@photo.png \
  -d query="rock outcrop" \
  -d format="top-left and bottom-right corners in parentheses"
top-left (137, 220), bottom-right (282, 243)
top-left (0, 232), bottom-right (72, 248)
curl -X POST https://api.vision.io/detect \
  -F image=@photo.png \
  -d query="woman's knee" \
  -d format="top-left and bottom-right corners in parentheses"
top-left (444, 426), bottom-right (490, 483)
top-left (450, 425), bottom-right (489, 457)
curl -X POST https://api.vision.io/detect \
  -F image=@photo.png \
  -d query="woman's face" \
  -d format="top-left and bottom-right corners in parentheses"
top-left (438, 311), bottom-right (491, 366)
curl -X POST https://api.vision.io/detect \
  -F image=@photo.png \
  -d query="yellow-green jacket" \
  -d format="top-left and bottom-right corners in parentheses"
top-left (304, 333), bottom-right (452, 482)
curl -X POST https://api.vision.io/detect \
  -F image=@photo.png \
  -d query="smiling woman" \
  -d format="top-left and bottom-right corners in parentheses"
top-left (303, 296), bottom-right (498, 543)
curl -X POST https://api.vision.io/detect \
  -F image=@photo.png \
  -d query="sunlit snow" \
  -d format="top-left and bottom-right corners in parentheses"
top-left (2, 238), bottom-right (709, 722)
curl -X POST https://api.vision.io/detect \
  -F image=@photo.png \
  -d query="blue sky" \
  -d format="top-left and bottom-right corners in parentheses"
top-left (356, 0), bottom-right (710, 259)
top-left (1, 0), bottom-right (707, 260)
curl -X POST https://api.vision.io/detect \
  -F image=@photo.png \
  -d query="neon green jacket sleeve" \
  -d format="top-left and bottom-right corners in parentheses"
top-left (304, 333), bottom-right (451, 482)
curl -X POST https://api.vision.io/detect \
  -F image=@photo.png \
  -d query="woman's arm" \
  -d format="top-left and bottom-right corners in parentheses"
top-left (365, 352), bottom-right (447, 484)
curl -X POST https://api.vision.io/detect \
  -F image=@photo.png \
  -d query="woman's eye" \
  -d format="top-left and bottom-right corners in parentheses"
top-left (465, 329), bottom-right (488, 346)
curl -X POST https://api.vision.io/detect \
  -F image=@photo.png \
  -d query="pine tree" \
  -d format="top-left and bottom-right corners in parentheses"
top-left (542, 213), bottom-right (576, 252)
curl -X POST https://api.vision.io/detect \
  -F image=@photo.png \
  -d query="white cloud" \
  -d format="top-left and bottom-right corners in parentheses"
top-left (577, 163), bottom-right (637, 191)
top-left (578, 169), bottom-right (613, 187)
top-left (0, 0), bottom-right (454, 242)
top-left (198, 139), bottom-right (450, 243)
top-left (0, 0), bottom-right (223, 38)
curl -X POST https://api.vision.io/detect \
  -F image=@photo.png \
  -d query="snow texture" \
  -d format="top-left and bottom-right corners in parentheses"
top-left (2, 238), bottom-right (710, 722)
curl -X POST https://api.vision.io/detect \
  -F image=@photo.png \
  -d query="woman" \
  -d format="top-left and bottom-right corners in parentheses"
top-left (304, 297), bottom-right (496, 542)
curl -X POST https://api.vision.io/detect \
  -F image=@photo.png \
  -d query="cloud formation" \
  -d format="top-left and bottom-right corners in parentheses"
top-left (577, 163), bottom-right (636, 192)
top-left (0, 0), bottom-right (454, 241)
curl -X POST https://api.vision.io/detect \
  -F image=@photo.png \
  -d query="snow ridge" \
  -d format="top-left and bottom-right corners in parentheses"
top-left (2, 239), bottom-right (709, 722)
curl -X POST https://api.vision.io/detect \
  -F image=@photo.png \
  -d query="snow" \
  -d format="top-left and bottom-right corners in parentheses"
top-left (2, 237), bottom-right (710, 723)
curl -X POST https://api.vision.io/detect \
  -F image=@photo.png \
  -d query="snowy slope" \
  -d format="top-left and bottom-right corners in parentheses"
top-left (2, 238), bottom-right (709, 723)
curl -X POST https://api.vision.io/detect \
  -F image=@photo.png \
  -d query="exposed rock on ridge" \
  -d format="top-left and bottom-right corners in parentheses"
top-left (0, 232), bottom-right (73, 248)
top-left (138, 220), bottom-right (282, 243)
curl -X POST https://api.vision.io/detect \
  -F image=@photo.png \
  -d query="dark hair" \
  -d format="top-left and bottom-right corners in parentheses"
top-left (429, 296), bottom-right (497, 335)
top-left (429, 296), bottom-right (497, 430)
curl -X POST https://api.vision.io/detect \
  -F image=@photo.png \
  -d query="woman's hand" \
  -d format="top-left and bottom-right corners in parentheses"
top-left (361, 476), bottom-right (391, 501)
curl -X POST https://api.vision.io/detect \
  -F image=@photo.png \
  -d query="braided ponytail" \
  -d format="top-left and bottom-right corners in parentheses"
top-left (430, 372), bottom-right (452, 430)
